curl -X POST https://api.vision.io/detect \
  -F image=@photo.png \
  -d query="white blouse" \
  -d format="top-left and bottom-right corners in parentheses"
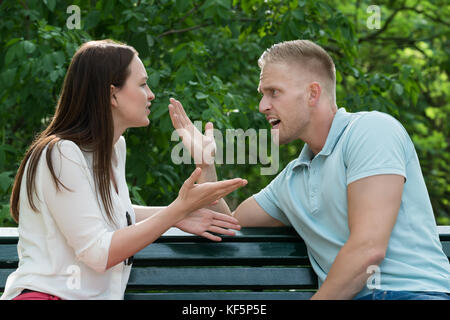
top-left (1, 136), bottom-right (135, 300)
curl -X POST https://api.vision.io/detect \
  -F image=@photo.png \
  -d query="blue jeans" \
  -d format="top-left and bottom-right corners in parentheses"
top-left (356, 290), bottom-right (450, 300)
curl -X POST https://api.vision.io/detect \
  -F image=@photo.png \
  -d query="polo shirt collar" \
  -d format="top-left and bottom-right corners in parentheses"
top-left (293, 107), bottom-right (351, 168)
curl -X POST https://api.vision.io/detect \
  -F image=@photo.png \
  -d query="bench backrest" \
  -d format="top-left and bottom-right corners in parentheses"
top-left (1, 226), bottom-right (449, 300)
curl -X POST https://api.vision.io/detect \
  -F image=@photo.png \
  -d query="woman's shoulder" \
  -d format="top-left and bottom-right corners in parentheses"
top-left (46, 138), bottom-right (88, 168)
top-left (115, 136), bottom-right (127, 158)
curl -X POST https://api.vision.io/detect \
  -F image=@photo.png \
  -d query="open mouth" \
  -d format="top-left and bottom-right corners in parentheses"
top-left (268, 118), bottom-right (281, 129)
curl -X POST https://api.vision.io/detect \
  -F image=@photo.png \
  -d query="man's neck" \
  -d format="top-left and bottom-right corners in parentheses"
top-left (304, 105), bottom-right (337, 156)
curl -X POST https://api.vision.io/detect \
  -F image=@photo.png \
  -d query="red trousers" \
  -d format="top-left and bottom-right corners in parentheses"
top-left (13, 290), bottom-right (62, 300)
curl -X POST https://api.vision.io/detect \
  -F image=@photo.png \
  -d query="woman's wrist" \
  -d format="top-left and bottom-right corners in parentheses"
top-left (169, 198), bottom-right (191, 221)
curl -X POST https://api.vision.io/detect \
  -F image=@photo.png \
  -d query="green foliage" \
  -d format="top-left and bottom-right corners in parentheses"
top-left (0, 0), bottom-right (448, 227)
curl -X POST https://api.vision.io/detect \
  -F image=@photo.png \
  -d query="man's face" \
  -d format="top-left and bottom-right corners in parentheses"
top-left (258, 62), bottom-right (311, 145)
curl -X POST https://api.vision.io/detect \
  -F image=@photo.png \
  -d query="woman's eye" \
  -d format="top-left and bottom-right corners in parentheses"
top-left (140, 83), bottom-right (147, 87)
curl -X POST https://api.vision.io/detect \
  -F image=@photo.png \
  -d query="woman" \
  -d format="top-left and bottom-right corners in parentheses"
top-left (0, 39), bottom-right (247, 300)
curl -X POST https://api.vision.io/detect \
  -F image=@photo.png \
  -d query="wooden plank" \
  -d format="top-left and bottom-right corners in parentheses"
top-left (2, 226), bottom-right (449, 243)
top-left (0, 245), bottom-right (18, 268)
top-left (1, 239), bottom-right (448, 269)
top-left (124, 291), bottom-right (315, 300)
top-left (0, 241), bottom-right (311, 268)
top-left (0, 227), bottom-right (302, 244)
top-left (126, 267), bottom-right (317, 290)
top-left (133, 242), bottom-right (309, 266)
top-left (0, 267), bottom-right (317, 291)
top-left (0, 269), bottom-right (14, 290)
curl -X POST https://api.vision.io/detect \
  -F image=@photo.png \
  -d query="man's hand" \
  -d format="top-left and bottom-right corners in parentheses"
top-left (168, 98), bottom-right (216, 167)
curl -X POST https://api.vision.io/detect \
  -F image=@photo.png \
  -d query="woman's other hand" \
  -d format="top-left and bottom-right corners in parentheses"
top-left (175, 208), bottom-right (241, 241)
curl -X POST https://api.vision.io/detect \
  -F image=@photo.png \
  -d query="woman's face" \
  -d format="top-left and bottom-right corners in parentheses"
top-left (111, 55), bottom-right (155, 133)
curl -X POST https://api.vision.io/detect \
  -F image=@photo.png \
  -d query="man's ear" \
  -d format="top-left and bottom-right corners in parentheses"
top-left (308, 82), bottom-right (321, 107)
top-left (110, 84), bottom-right (119, 108)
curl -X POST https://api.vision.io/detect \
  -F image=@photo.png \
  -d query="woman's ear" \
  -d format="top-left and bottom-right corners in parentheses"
top-left (110, 84), bottom-right (119, 108)
top-left (308, 82), bottom-right (321, 107)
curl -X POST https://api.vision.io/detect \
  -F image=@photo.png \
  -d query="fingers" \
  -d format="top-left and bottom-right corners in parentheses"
top-left (208, 226), bottom-right (236, 236)
top-left (184, 167), bottom-right (202, 187)
top-left (169, 98), bottom-right (190, 127)
top-left (211, 218), bottom-right (241, 231)
top-left (212, 212), bottom-right (240, 227)
top-left (205, 122), bottom-right (214, 139)
top-left (168, 103), bottom-right (182, 129)
top-left (213, 178), bottom-right (248, 198)
top-left (201, 232), bottom-right (222, 242)
top-left (200, 226), bottom-right (236, 242)
top-left (168, 98), bottom-right (186, 129)
top-left (173, 98), bottom-right (191, 126)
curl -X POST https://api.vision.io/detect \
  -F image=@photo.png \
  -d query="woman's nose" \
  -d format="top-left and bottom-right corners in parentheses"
top-left (147, 87), bottom-right (155, 101)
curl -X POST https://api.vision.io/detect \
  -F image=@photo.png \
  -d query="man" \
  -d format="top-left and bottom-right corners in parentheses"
top-left (168, 40), bottom-right (450, 300)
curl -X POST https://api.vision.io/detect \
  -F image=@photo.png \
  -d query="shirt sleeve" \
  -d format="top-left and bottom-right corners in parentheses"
top-left (40, 140), bottom-right (115, 273)
top-left (343, 111), bottom-right (412, 186)
top-left (253, 168), bottom-right (292, 226)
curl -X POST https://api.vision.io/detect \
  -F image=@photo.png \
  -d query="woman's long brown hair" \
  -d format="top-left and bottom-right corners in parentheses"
top-left (10, 39), bottom-right (137, 224)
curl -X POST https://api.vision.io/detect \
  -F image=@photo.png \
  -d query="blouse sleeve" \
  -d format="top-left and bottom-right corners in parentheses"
top-left (40, 140), bottom-right (114, 273)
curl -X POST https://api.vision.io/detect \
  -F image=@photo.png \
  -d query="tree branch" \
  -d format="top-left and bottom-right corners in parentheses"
top-left (403, 6), bottom-right (450, 26)
top-left (179, 1), bottom-right (205, 25)
top-left (157, 22), bottom-right (214, 38)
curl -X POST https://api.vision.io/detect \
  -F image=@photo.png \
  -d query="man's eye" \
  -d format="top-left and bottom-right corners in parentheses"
top-left (140, 83), bottom-right (147, 87)
top-left (272, 89), bottom-right (278, 96)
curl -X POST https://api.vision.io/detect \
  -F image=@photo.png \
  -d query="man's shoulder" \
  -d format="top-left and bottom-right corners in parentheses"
top-left (344, 109), bottom-right (409, 141)
top-left (350, 110), bottom-right (404, 130)
top-left (341, 109), bottom-right (413, 162)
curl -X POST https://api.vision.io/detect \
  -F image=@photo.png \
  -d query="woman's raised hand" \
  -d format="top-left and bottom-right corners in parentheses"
top-left (175, 167), bottom-right (247, 216)
top-left (168, 98), bottom-right (216, 167)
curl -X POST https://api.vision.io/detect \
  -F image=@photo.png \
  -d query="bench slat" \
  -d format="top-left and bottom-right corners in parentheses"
top-left (0, 269), bottom-right (14, 290)
top-left (124, 291), bottom-right (315, 300)
top-left (1, 267), bottom-right (317, 291)
top-left (0, 242), bottom-right (310, 268)
top-left (0, 227), bottom-right (303, 244)
top-left (133, 242), bottom-right (309, 266)
top-left (126, 267), bottom-right (317, 289)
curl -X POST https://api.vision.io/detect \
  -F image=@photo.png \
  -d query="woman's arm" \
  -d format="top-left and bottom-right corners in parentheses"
top-left (133, 205), bottom-right (166, 222)
top-left (106, 167), bottom-right (246, 270)
top-left (106, 201), bottom-right (184, 269)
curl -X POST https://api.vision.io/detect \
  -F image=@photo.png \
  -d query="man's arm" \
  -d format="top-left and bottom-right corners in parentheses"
top-left (168, 98), bottom-right (284, 227)
top-left (311, 174), bottom-right (404, 300)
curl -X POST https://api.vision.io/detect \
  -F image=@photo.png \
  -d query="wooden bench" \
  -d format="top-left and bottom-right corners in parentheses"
top-left (1, 226), bottom-right (449, 300)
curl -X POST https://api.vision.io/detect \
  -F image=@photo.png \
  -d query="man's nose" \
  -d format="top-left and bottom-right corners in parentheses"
top-left (259, 96), bottom-right (271, 114)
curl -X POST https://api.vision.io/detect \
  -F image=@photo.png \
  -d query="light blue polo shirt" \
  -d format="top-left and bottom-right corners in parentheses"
top-left (254, 107), bottom-right (450, 299)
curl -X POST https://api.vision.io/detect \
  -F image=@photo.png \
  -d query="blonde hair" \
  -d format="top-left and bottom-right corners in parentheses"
top-left (258, 40), bottom-right (336, 104)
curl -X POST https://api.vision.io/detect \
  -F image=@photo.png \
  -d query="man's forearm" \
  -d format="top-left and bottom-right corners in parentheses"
top-left (197, 164), bottom-right (232, 215)
top-left (311, 239), bottom-right (384, 300)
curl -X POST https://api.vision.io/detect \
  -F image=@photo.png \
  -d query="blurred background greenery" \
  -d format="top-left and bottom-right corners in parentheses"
top-left (0, 0), bottom-right (448, 227)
